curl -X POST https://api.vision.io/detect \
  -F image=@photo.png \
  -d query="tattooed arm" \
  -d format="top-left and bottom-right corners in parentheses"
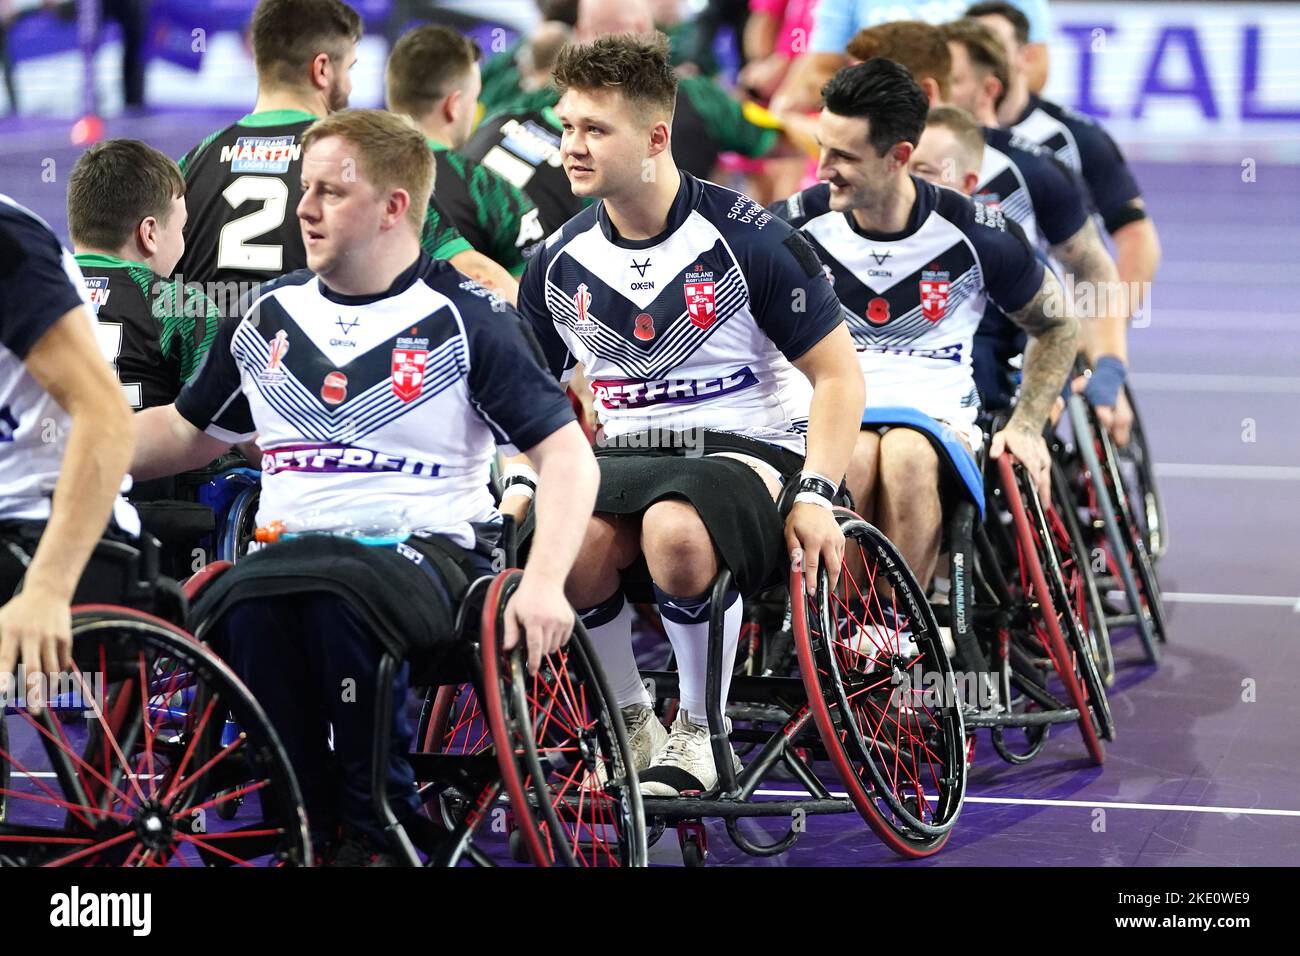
top-left (991, 269), bottom-right (1079, 501)
top-left (1049, 218), bottom-right (1126, 364)
top-left (1050, 218), bottom-right (1133, 442)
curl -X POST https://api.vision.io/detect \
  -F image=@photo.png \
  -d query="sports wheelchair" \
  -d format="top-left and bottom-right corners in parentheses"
top-left (1050, 388), bottom-right (1168, 667)
top-left (0, 532), bottom-right (310, 866)
top-left (438, 487), bottom-right (971, 865)
top-left (0, 521), bottom-right (649, 867)
top-left (743, 408), bottom-right (1116, 776)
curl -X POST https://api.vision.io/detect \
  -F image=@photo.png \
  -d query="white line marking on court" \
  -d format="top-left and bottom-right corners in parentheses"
top-left (1155, 463), bottom-right (1300, 480)
top-left (1160, 591), bottom-right (1300, 609)
top-left (753, 789), bottom-right (1300, 817)
top-left (1131, 372), bottom-right (1300, 393)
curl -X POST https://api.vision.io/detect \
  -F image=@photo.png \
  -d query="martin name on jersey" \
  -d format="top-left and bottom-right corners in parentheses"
top-left (174, 255), bottom-right (574, 547)
top-left (770, 176), bottom-right (1044, 428)
top-left (518, 171), bottom-right (844, 454)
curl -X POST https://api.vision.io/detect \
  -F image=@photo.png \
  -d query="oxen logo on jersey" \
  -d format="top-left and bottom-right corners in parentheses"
top-left (634, 313), bottom-right (656, 341)
top-left (573, 283), bottom-right (597, 332)
top-left (321, 371), bottom-right (348, 406)
top-left (920, 270), bottom-right (951, 323)
top-left (83, 277), bottom-right (110, 314)
top-left (684, 282), bottom-right (716, 330)
top-left (391, 349), bottom-right (428, 403)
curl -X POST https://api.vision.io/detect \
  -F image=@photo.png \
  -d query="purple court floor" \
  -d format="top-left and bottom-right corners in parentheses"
top-left (2, 111), bottom-right (1297, 866)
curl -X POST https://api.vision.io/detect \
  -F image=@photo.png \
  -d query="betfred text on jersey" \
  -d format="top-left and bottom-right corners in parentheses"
top-left (591, 367), bottom-right (760, 410)
top-left (262, 444), bottom-right (441, 477)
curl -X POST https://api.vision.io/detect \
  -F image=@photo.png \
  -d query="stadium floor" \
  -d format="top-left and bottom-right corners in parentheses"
top-left (2, 111), bottom-right (1297, 866)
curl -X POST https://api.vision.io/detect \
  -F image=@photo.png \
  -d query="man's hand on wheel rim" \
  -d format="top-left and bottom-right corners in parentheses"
top-left (502, 571), bottom-right (574, 675)
top-left (785, 501), bottom-right (845, 597)
top-left (990, 422), bottom-right (1052, 506)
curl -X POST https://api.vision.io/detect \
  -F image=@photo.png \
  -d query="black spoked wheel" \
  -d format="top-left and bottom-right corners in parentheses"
top-left (1051, 457), bottom-right (1115, 687)
top-left (794, 511), bottom-right (966, 859)
top-left (480, 571), bottom-right (647, 867)
top-left (1091, 405), bottom-right (1168, 646)
top-left (0, 606), bottom-right (309, 867)
top-left (997, 458), bottom-right (1109, 763)
top-left (1118, 386), bottom-right (1167, 562)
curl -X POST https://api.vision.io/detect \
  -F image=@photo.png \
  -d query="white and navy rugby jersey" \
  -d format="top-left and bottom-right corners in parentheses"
top-left (173, 254), bottom-right (574, 547)
top-left (770, 177), bottom-right (1044, 423)
top-left (0, 196), bottom-right (137, 530)
top-left (978, 127), bottom-right (1090, 256)
top-left (1009, 95), bottom-right (1142, 236)
top-left (518, 171), bottom-right (844, 454)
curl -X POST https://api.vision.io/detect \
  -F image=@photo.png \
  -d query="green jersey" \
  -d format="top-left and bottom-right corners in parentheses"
top-left (429, 139), bottom-right (544, 276)
top-left (75, 252), bottom-right (219, 410)
top-left (178, 109), bottom-right (471, 313)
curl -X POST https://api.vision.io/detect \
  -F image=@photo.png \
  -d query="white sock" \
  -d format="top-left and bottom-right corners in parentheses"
top-left (577, 591), bottom-right (650, 709)
top-left (653, 585), bottom-right (743, 726)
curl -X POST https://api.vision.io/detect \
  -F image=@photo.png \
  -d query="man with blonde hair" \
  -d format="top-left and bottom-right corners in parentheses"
top-left (131, 109), bottom-right (598, 864)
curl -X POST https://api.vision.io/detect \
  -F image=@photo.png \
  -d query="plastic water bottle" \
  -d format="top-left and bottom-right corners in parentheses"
top-left (255, 506), bottom-right (414, 547)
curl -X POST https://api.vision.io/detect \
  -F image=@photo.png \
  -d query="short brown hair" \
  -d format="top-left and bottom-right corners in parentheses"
top-left (942, 18), bottom-right (1010, 110)
top-left (301, 110), bottom-right (434, 230)
top-left (386, 25), bottom-right (481, 119)
top-left (925, 105), bottom-right (986, 170)
top-left (250, 0), bottom-right (362, 90)
top-left (846, 21), bottom-right (951, 101)
top-left (67, 139), bottom-right (185, 251)
top-left (552, 33), bottom-right (677, 121)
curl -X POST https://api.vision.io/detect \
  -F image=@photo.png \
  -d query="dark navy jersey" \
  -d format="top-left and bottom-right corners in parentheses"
top-left (519, 171), bottom-right (843, 454)
top-left (1010, 94), bottom-right (1142, 235)
top-left (770, 177), bottom-right (1043, 427)
top-left (175, 253), bottom-right (573, 545)
top-left (979, 126), bottom-right (1090, 251)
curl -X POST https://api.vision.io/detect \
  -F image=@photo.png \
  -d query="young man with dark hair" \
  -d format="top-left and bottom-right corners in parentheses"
top-left (517, 34), bottom-right (864, 796)
top-left (68, 139), bottom-right (219, 412)
top-left (131, 108), bottom-right (597, 863)
top-left (770, 58), bottom-right (1078, 591)
top-left (852, 19), bottom-right (1132, 441)
top-left (970, 0), bottom-right (1161, 369)
top-left (0, 196), bottom-right (136, 710)
top-left (386, 25), bottom-right (545, 277)
top-left (175, 0), bottom-right (517, 310)
top-left (482, 0), bottom-right (787, 185)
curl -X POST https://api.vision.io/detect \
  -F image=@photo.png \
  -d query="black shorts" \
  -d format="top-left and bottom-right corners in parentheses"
top-left (189, 526), bottom-right (501, 683)
top-left (593, 430), bottom-right (803, 597)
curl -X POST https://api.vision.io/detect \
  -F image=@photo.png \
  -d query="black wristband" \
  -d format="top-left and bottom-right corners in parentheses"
top-left (501, 474), bottom-right (538, 491)
top-left (796, 473), bottom-right (837, 502)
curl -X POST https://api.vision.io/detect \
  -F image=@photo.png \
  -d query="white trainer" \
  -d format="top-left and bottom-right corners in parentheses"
top-left (639, 711), bottom-right (743, 797)
top-left (621, 703), bottom-right (669, 772)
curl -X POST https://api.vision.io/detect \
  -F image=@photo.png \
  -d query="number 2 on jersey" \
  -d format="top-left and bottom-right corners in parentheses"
top-left (217, 176), bottom-right (289, 272)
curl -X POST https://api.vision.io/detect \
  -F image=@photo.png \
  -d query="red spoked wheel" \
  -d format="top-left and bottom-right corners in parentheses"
top-left (479, 571), bottom-right (647, 867)
top-left (794, 511), bottom-right (966, 859)
top-left (999, 457), bottom-right (1108, 764)
top-left (0, 606), bottom-right (309, 867)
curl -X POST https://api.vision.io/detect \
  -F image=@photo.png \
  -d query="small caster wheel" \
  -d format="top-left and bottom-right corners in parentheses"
top-left (217, 790), bottom-right (243, 821)
top-left (681, 836), bottom-right (707, 867)
top-left (508, 826), bottom-right (531, 863)
top-left (675, 819), bottom-right (708, 867)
